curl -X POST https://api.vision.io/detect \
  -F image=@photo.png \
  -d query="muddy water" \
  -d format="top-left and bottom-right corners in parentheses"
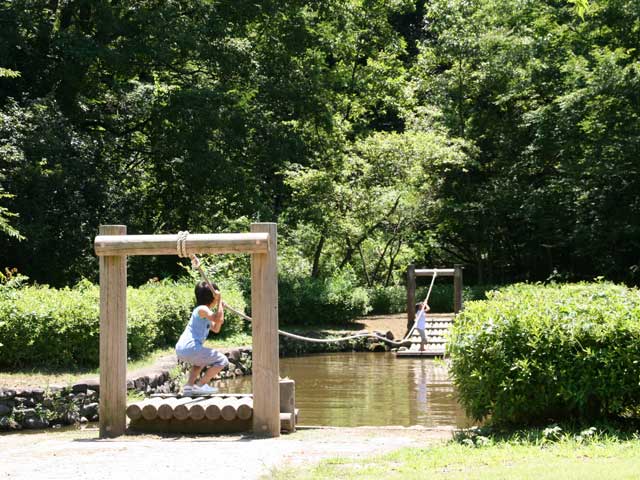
top-left (214, 352), bottom-right (472, 428)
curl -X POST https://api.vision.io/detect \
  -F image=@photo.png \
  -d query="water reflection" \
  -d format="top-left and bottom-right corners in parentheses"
top-left (214, 352), bottom-right (473, 428)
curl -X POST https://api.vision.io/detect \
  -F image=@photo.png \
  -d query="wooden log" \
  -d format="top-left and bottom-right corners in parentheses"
top-left (129, 417), bottom-right (252, 434)
top-left (407, 264), bottom-right (416, 331)
top-left (174, 398), bottom-right (196, 421)
top-left (220, 398), bottom-right (238, 421)
top-left (280, 412), bottom-right (295, 433)
top-left (158, 398), bottom-right (180, 421)
top-left (126, 402), bottom-right (143, 421)
top-left (99, 225), bottom-right (127, 439)
top-left (279, 379), bottom-right (295, 414)
top-left (235, 398), bottom-right (253, 421)
top-left (203, 398), bottom-right (224, 420)
top-left (415, 268), bottom-right (455, 276)
top-left (141, 398), bottom-right (165, 421)
top-left (94, 233), bottom-right (269, 257)
top-left (188, 399), bottom-right (207, 421)
top-left (251, 223), bottom-right (280, 437)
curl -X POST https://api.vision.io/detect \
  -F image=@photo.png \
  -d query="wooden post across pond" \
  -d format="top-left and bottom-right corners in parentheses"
top-left (406, 264), bottom-right (416, 332)
top-left (251, 223), bottom-right (280, 437)
top-left (95, 223), bottom-right (279, 438)
top-left (99, 225), bottom-right (127, 438)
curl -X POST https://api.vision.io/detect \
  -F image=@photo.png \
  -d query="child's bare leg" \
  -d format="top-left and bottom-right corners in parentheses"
top-left (197, 365), bottom-right (224, 386)
top-left (187, 366), bottom-right (203, 386)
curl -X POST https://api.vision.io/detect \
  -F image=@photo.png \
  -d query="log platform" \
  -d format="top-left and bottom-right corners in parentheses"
top-left (395, 314), bottom-right (453, 358)
top-left (127, 379), bottom-right (298, 435)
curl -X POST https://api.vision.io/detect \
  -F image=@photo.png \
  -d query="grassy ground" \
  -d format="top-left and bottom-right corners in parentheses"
top-left (268, 427), bottom-right (640, 480)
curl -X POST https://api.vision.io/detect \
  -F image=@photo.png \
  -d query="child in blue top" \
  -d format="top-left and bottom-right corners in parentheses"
top-left (415, 302), bottom-right (431, 352)
top-left (175, 281), bottom-right (229, 395)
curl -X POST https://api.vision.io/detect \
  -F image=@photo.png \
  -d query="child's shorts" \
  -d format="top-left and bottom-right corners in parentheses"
top-left (417, 328), bottom-right (428, 343)
top-left (177, 347), bottom-right (229, 368)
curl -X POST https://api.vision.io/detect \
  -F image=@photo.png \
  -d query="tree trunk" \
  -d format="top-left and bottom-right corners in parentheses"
top-left (311, 233), bottom-right (326, 279)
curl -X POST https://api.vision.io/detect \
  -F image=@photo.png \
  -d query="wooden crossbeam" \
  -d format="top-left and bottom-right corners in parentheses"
top-left (414, 268), bottom-right (455, 276)
top-left (94, 232), bottom-right (270, 256)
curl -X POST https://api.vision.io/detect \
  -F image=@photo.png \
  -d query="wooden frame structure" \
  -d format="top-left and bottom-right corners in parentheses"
top-left (94, 223), bottom-right (279, 438)
top-left (406, 264), bottom-right (463, 329)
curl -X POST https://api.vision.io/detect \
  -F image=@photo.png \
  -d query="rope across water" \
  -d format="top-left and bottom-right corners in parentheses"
top-left (176, 231), bottom-right (430, 346)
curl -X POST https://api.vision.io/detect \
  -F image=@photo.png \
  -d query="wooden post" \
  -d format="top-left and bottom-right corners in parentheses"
top-left (279, 378), bottom-right (296, 433)
top-left (454, 264), bottom-right (464, 314)
top-left (251, 222), bottom-right (280, 437)
top-left (99, 225), bottom-right (127, 438)
top-left (406, 264), bottom-right (416, 332)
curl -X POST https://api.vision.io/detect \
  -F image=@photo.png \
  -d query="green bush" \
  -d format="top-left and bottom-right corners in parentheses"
top-left (448, 282), bottom-right (640, 425)
top-left (367, 284), bottom-right (495, 315)
top-left (278, 268), bottom-right (371, 325)
top-left (0, 278), bottom-right (246, 369)
top-left (368, 285), bottom-right (407, 314)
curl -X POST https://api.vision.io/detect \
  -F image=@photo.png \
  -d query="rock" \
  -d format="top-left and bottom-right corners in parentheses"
top-left (134, 376), bottom-right (148, 391)
top-left (0, 404), bottom-right (12, 416)
top-left (72, 383), bottom-right (87, 394)
top-left (227, 362), bottom-right (236, 372)
top-left (14, 408), bottom-right (37, 419)
top-left (47, 385), bottom-right (64, 395)
top-left (23, 417), bottom-right (50, 430)
top-left (228, 349), bottom-right (242, 362)
top-left (86, 389), bottom-right (98, 402)
top-left (30, 388), bottom-right (45, 401)
top-left (234, 369), bottom-right (244, 377)
top-left (63, 411), bottom-right (80, 425)
top-left (0, 389), bottom-right (16, 401)
top-left (83, 378), bottom-right (100, 392)
top-left (79, 416), bottom-right (88, 424)
top-left (14, 397), bottom-right (28, 407)
top-left (126, 379), bottom-right (135, 390)
top-left (80, 402), bottom-right (99, 418)
top-left (0, 416), bottom-right (21, 431)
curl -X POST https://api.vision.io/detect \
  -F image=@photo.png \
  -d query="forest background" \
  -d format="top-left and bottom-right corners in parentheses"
top-left (1, 0), bottom-right (638, 295)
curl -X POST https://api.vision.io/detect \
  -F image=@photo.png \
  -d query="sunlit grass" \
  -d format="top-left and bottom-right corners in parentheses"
top-left (268, 429), bottom-right (640, 480)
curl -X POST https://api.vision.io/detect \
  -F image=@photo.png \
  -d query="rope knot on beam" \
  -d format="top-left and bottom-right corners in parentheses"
top-left (177, 230), bottom-right (190, 258)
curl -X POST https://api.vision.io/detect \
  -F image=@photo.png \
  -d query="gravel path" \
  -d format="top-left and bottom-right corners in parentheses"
top-left (1, 425), bottom-right (454, 479)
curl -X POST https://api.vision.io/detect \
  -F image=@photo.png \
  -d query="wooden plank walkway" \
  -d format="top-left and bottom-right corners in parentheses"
top-left (395, 314), bottom-right (453, 358)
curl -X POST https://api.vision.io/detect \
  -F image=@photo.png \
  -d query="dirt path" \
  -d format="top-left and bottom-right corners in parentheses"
top-left (0, 425), bottom-right (454, 479)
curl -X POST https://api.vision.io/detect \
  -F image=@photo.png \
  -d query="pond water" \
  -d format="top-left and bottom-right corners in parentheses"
top-left (214, 352), bottom-right (473, 428)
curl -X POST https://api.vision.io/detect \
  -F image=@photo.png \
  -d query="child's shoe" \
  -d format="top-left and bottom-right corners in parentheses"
top-left (192, 384), bottom-right (218, 396)
top-left (182, 385), bottom-right (194, 396)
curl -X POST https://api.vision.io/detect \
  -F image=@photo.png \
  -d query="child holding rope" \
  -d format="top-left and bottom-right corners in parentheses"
top-left (175, 281), bottom-right (229, 396)
top-left (415, 302), bottom-right (431, 352)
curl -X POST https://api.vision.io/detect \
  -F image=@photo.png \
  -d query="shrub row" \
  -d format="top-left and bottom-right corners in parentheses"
top-left (278, 268), bottom-right (370, 325)
top-left (448, 282), bottom-right (640, 425)
top-left (368, 284), bottom-right (494, 315)
top-left (0, 278), bottom-right (246, 369)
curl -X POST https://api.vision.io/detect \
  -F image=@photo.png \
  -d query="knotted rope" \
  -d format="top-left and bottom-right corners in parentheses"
top-left (177, 230), bottom-right (190, 258)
